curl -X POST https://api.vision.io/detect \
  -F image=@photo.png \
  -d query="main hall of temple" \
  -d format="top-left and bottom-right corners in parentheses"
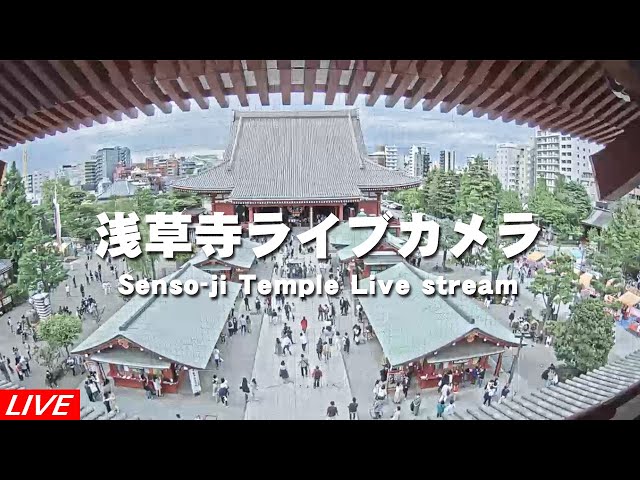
top-left (173, 110), bottom-right (421, 226)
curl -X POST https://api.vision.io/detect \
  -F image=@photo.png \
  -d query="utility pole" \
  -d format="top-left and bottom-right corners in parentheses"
top-left (508, 329), bottom-right (525, 385)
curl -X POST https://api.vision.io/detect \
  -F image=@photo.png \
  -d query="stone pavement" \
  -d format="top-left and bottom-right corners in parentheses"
top-left (245, 239), bottom-right (354, 420)
top-left (0, 249), bottom-right (148, 389)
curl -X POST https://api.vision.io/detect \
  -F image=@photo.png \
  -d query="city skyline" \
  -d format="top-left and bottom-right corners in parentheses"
top-left (1, 93), bottom-right (539, 173)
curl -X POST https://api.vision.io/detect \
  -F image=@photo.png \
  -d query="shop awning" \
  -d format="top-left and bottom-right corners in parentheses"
top-left (527, 251), bottom-right (545, 262)
top-left (619, 291), bottom-right (640, 307)
top-left (90, 350), bottom-right (171, 370)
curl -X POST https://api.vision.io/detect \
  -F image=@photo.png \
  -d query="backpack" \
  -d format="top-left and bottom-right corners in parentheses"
top-left (541, 369), bottom-right (549, 380)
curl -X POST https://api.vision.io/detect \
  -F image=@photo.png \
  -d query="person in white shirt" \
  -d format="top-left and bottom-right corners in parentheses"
top-left (281, 335), bottom-right (292, 355)
top-left (439, 383), bottom-right (451, 403)
top-left (391, 406), bottom-right (401, 420)
top-left (299, 332), bottom-right (308, 352)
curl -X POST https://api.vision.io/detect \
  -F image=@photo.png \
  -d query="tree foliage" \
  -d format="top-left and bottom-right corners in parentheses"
top-left (551, 298), bottom-right (614, 373)
top-left (586, 228), bottom-right (624, 297)
top-left (0, 162), bottom-right (34, 271)
top-left (529, 175), bottom-right (592, 240)
top-left (530, 253), bottom-right (578, 321)
top-left (424, 170), bottom-right (458, 220)
top-left (17, 221), bottom-right (67, 293)
top-left (38, 313), bottom-right (83, 356)
top-left (455, 160), bottom-right (499, 225)
top-left (40, 179), bottom-right (99, 241)
top-left (591, 200), bottom-right (640, 277)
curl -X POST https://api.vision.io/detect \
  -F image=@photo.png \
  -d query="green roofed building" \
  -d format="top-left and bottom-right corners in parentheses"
top-left (357, 263), bottom-right (519, 389)
top-left (72, 264), bottom-right (241, 394)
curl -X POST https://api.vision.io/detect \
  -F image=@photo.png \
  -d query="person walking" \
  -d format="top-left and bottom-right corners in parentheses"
top-left (103, 392), bottom-right (113, 413)
top-left (315, 338), bottom-right (323, 361)
top-left (299, 332), bottom-right (308, 352)
top-left (411, 393), bottom-right (421, 417)
top-left (477, 367), bottom-right (486, 389)
top-left (239, 377), bottom-right (251, 402)
top-left (250, 378), bottom-right (258, 400)
top-left (80, 284), bottom-right (85, 298)
top-left (436, 400), bottom-right (446, 418)
top-left (282, 335), bottom-right (292, 356)
top-left (153, 376), bottom-right (162, 397)
top-left (483, 381), bottom-right (496, 406)
top-left (212, 375), bottom-right (219, 401)
top-left (391, 405), bottom-right (402, 420)
top-left (239, 315), bottom-right (247, 336)
top-left (393, 384), bottom-right (403, 404)
top-left (312, 365), bottom-right (323, 388)
top-left (279, 361), bottom-right (292, 384)
top-left (218, 380), bottom-right (229, 406)
top-left (275, 337), bottom-right (283, 356)
top-left (299, 354), bottom-right (309, 378)
top-left (499, 383), bottom-right (510, 404)
top-left (300, 316), bottom-right (308, 333)
top-left (322, 341), bottom-right (330, 361)
top-left (213, 348), bottom-right (223, 369)
top-left (326, 401), bottom-right (338, 420)
top-left (444, 396), bottom-right (456, 416)
top-left (348, 397), bottom-right (358, 420)
top-left (65, 284), bottom-right (70, 297)
top-left (343, 334), bottom-right (350, 354)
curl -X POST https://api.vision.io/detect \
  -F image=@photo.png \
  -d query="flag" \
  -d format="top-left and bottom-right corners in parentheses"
top-left (53, 188), bottom-right (62, 248)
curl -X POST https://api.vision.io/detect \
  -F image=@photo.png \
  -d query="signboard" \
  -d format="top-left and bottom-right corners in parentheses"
top-left (188, 369), bottom-right (202, 396)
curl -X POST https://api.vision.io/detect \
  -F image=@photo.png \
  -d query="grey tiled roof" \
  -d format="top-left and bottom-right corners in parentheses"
top-left (0, 258), bottom-right (12, 275)
top-left (357, 263), bottom-right (518, 366)
top-left (188, 238), bottom-right (258, 270)
top-left (72, 265), bottom-right (241, 369)
top-left (465, 350), bottom-right (640, 420)
top-left (582, 208), bottom-right (613, 229)
top-left (96, 180), bottom-right (139, 200)
top-left (173, 110), bottom-right (421, 201)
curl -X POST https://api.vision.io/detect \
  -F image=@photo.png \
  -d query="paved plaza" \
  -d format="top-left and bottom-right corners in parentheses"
top-left (2, 231), bottom-right (640, 421)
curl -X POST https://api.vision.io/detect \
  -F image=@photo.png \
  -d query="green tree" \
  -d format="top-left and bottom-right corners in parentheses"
top-left (134, 189), bottom-right (157, 216)
top-left (455, 160), bottom-right (499, 226)
top-left (436, 218), bottom-right (459, 271)
top-left (0, 162), bottom-right (34, 270)
top-left (38, 313), bottom-right (83, 356)
top-left (586, 228), bottom-right (624, 297)
top-left (425, 169), bottom-right (458, 219)
top-left (551, 298), bottom-right (614, 373)
top-left (596, 200), bottom-right (640, 276)
top-left (17, 221), bottom-right (67, 293)
top-left (38, 345), bottom-right (62, 371)
top-left (127, 222), bottom-right (157, 279)
top-left (530, 252), bottom-right (578, 321)
top-left (395, 188), bottom-right (423, 217)
top-left (483, 231), bottom-right (510, 290)
top-left (497, 189), bottom-right (522, 218)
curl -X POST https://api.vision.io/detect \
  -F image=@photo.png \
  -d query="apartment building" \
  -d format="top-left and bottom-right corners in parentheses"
top-left (24, 169), bottom-right (54, 201)
top-left (491, 143), bottom-right (535, 198)
top-left (374, 145), bottom-right (399, 170)
top-left (534, 129), bottom-right (598, 200)
top-left (439, 150), bottom-right (456, 172)
top-left (403, 145), bottom-right (430, 178)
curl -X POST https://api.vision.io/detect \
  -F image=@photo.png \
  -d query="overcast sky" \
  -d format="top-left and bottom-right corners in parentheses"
top-left (1, 93), bottom-right (535, 173)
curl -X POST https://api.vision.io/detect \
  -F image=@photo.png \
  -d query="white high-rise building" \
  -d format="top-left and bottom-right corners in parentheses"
top-left (24, 169), bottom-right (54, 201)
top-left (491, 143), bottom-right (535, 198)
top-left (57, 164), bottom-right (83, 187)
top-left (403, 145), bottom-right (429, 178)
top-left (534, 129), bottom-right (598, 200)
top-left (439, 150), bottom-right (456, 172)
top-left (375, 145), bottom-right (399, 170)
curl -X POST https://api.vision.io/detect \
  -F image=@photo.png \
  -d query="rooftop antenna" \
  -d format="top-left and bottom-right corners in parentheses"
top-left (22, 145), bottom-right (28, 178)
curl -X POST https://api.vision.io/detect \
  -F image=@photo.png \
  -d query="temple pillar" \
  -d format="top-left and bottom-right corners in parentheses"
top-left (376, 193), bottom-right (382, 216)
top-left (309, 206), bottom-right (314, 228)
top-left (494, 352), bottom-right (503, 377)
top-left (211, 194), bottom-right (217, 213)
top-left (337, 205), bottom-right (343, 221)
top-left (248, 206), bottom-right (254, 223)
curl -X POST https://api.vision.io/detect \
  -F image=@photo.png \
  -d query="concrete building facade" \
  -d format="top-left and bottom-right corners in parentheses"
top-left (439, 150), bottom-right (456, 172)
top-left (534, 129), bottom-right (598, 200)
top-left (403, 145), bottom-right (430, 178)
top-left (491, 143), bottom-right (535, 198)
top-left (24, 169), bottom-right (54, 201)
top-left (375, 145), bottom-right (399, 170)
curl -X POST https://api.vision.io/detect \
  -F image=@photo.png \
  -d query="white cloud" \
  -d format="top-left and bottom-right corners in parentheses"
top-left (2, 93), bottom-right (534, 171)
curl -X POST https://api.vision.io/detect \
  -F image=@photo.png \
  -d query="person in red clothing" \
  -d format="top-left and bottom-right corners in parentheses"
top-left (300, 316), bottom-right (308, 333)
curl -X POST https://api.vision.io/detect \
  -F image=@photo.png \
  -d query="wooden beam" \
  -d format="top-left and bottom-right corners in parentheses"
top-left (203, 61), bottom-right (229, 108)
top-left (346, 60), bottom-right (366, 106)
top-left (385, 61), bottom-right (417, 108)
top-left (177, 60), bottom-right (210, 110)
top-left (246, 60), bottom-right (270, 106)
top-left (128, 60), bottom-right (173, 114)
top-left (155, 60), bottom-right (191, 111)
top-left (278, 60), bottom-right (292, 105)
top-left (422, 60), bottom-right (468, 111)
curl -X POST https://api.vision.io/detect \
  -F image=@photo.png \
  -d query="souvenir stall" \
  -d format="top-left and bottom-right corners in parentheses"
top-left (357, 263), bottom-right (520, 390)
top-left (72, 264), bottom-right (241, 393)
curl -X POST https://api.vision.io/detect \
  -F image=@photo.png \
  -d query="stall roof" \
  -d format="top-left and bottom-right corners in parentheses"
top-left (424, 342), bottom-right (506, 363)
top-left (90, 350), bottom-right (172, 370)
top-left (363, 254), bottom-right (404, 266)
top-left (188, 237), bottom-right (259, 270)
top-left (72, 264), bottom-right (241, 369)
top-left (527, 251), bottom-right (546, 262)
top-left (619, 291), bottom-right (640, 307)
top-left (357, 263), bottom-right (519, 366)
top-left (582, 208), bottom-right (613, 229)
top-left (335, 233), bottom-right (406, 262)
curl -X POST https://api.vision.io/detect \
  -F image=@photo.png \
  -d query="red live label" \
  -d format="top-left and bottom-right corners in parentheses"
top-left (0, 390), bottom-right (80, 420)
